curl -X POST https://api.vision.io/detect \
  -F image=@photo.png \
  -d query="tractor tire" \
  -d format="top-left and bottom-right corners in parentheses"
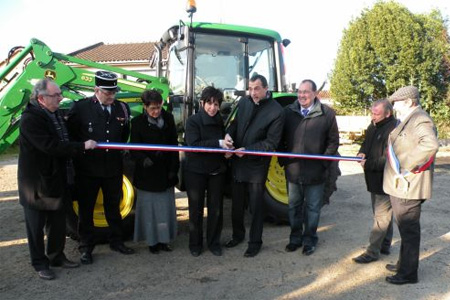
top-left (263, 157), bottom-right (289, 224)
top-left (66, 175), bottom-right (136, 243)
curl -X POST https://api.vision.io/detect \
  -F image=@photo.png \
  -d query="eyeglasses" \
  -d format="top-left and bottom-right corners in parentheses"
top-left (147, 105), bottom-right (162, 111)
top-left (99, 89), bottom-right (117, 96)
top-left (298, 90), bottom-right (312, 94)
top-left (43, 93), bottom-right (62, 98)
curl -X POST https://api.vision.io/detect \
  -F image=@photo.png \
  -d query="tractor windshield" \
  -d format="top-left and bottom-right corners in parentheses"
top-left (166, 31), bottom-right (275, 103)
top-left (194, 33), bottom-right (275, 93)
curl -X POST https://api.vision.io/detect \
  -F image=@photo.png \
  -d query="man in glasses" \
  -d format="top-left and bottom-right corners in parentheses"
top-left (67, 71), bottom-right (134, 265)
top-left (18, 78), bottom-right (96, 280)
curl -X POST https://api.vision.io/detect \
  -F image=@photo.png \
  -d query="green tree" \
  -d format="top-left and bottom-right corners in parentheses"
top-left (330, 1), bottom-right (450, 136)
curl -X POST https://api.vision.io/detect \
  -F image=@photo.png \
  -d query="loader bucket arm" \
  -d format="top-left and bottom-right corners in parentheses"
top-left (0, 38), bottom-right (170, 154)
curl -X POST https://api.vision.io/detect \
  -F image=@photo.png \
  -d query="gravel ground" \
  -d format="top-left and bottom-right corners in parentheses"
top-left (1, 146), bottom-right (449, 300)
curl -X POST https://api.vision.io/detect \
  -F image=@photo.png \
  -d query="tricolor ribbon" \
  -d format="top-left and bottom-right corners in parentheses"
top-left (96, 142), bottom-right (363, 162)
top-left (387, 137), bottom-right (434, 192)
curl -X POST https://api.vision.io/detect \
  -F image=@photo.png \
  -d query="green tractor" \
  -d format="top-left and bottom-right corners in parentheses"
top-left (0, 3), bottom-right (296, 239)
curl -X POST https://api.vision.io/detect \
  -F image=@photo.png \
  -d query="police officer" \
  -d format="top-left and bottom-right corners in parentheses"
top-left (67, 71), bottom-right (134, 265)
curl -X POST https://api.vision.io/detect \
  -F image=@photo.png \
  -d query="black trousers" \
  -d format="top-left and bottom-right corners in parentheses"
top-left (76, 175), bottom-right (124, 252)
top-left (390, 196), bottom-right (423, 279)
top-left (23, 206), bottom-right (66, 271)
top-left (231, 181), bottom-right (265, 248)
top-left (185, 171), bottom-right (225, 251)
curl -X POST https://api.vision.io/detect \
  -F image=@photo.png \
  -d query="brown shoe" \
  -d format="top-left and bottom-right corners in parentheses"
top-left (37, 269), bottom-right (55, 280)
top-left (50, 257), bottom-right (80, 268)
top-left (385, 264), bottom-right (398, 272)
top-left (352, 253), bottom-right (378, 264)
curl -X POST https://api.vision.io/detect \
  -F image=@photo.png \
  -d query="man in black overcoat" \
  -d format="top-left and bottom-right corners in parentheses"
top-left (352, 99), bottom-right (396, 264)
top-left (18, 79), bottom-right (96, 280)
top-left (224, 74), bottom-right (284, 257)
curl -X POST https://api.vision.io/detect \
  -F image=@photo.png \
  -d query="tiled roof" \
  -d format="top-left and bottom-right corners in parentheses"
top-left (318, 90), bottom-right (331, 99)
top-left (68, 42), bottom-right (166, 63)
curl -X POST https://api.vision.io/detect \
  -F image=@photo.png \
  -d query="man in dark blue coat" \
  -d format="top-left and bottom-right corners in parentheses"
top-left (67, 71), bottom-right (134, 264)
top-left (224, 74), bottom-right (284, 257)
top-left (19, 79), bottom-right (96, 280)
top-left (353, 99), bottom-right (396, 264)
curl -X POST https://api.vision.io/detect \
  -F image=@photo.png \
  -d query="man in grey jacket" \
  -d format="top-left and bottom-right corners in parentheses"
top-left (224, 74), bottom-right (284, 257)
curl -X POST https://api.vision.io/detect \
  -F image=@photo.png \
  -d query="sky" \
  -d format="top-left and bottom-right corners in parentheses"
top-left (1, 0), bottom-right (449, 87)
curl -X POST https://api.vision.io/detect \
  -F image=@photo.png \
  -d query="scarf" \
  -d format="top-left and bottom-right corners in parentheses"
top-left (146, 111), bottom-right (165, 129)
top-left (43, 108), bottom-right (75, 186)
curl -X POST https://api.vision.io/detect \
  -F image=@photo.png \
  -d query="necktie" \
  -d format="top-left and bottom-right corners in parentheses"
top-left (302, 109), bottom-right (308, 117)
top-left (102, 105), bottom-right (110, 119)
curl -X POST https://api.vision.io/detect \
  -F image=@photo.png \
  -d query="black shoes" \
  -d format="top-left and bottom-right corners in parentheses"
top-left (386, 274), bottom-right (418, 285)
top-left (225, 239), bottom-right (242, 248)
top-left (244, 246), bottom-right (261, 257)
top-left (190, 249), bottom-right (202, 257)
top-left (110, 243), bottom-right (135, 255)
top-left (149, 243), bottom-right (173, 254)
top-left (50, 257), bottom-right (80, 268)
top-left (385, 264), bottom-right (398, 272)
top-left (285, 243), bottom-right (301, 252)
top-left (149, 245), bottom-right (159, 254)
top-left (159, 243), bottom-right (173, 252)
top-left (80, 252), bottom-right (93, 265)
top-left (302, 245), bottom-right (315, 256)
top-left (210, 248), bottom-right (223, 256)
top-left (352, 253), bottom-right (378, 264)
top-left (37, 269), bottom-right (55, 280)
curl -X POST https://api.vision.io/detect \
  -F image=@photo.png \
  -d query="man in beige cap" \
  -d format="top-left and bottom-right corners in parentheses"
top-left (383, 85), bottom-right (439, 284)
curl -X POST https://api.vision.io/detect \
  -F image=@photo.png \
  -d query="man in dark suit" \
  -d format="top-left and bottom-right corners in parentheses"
top-left (224, 74), bottom-right (285, 257)
top-left (353, 99), bottom-right (396, 264)
top-left (67, 71), bottom-right (134, 265)
top-left (18, 78), bottom-right (96, 280)
top-left (383, 86), bottom-right (439, 284)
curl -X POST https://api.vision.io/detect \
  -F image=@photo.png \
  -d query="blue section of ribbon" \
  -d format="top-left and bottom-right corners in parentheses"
top-left (96, 142), bottom-right (362, 162)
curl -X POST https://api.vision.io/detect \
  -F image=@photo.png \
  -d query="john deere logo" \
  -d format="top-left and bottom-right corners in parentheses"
top-left (44, 70), bottom-right (56, 79)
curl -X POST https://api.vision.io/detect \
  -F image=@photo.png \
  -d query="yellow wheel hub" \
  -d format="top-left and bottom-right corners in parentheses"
top-left (265, 157), bottom-right (288, 205)
top-left (72, 176), bottom-right (135, 227)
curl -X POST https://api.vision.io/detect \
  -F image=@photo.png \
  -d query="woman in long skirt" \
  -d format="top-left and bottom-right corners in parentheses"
top-left (130, 90), bottom-right (179, 253)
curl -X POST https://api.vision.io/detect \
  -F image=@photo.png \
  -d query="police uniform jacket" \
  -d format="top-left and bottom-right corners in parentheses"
top-left (66, 95), bottom-right (130, 178)
top-left (227, 93), bottom-right (284, 183)
top-left (18, 103), bottom-right (84, 210)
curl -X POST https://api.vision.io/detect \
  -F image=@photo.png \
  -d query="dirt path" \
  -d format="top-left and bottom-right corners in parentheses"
top-left (1, 147), bottom-right (449, 300)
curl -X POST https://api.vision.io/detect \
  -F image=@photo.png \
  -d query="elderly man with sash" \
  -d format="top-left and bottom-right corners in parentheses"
top-left (383, 86), bottom-right (439, 285)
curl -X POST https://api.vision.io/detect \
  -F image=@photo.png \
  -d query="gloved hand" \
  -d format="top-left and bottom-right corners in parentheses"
top-left (143, 157), bottom-right (154, 168)
top-left (168, 171), bottom-right (179, 186)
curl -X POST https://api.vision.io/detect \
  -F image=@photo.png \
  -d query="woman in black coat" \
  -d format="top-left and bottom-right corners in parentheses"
top-left (184, 86), bottom-right (232, 257)
top-left (130, 90), bottom-right (179, 254)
